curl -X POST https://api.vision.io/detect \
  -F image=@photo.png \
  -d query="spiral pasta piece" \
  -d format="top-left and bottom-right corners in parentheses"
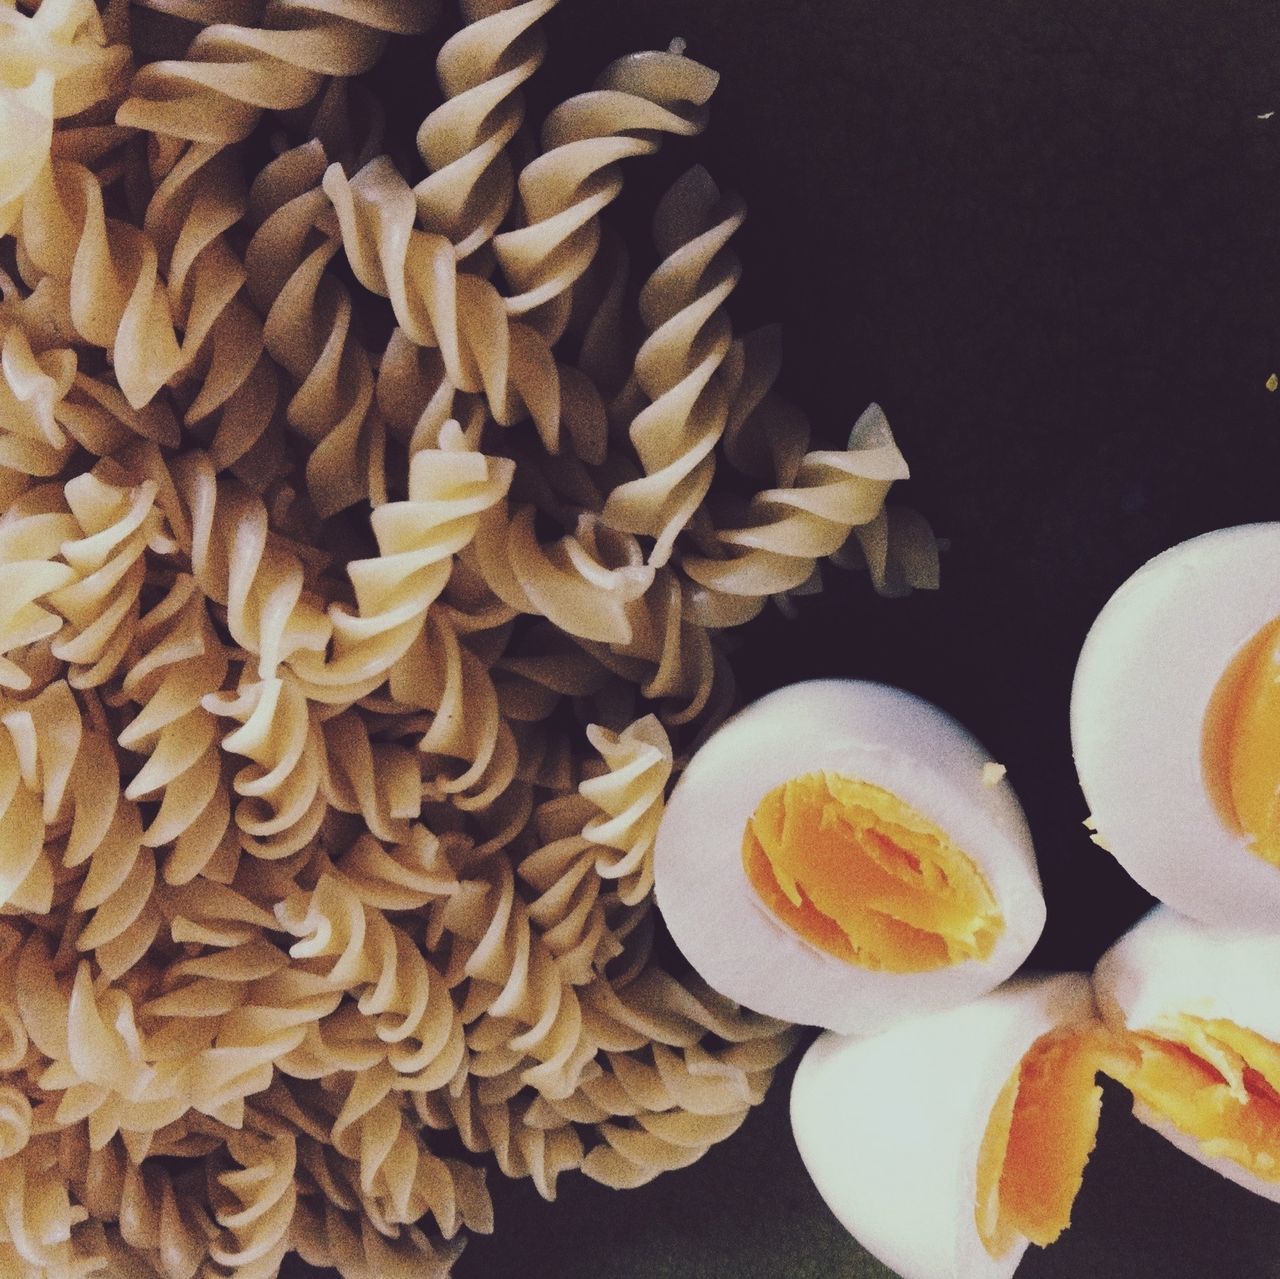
top-left (414, 0), bottom-right (561, 258)
top-left (275, 871), bottom-right (466, 1091)
top-left (328, 1087), bottom-right (491, 1236)
top-left (244, 141), bottom-right (384, 515)
top-left (117, 574), bottom-right (239, 888)
top-left (1, 0), bottom-right (130, 235)
top-left (0, 1132), bottom-right (104, 1278)
top-left (208, 1130), bottom-right (297, 1279)
top-left (205, 675), bottom-right (329, 861)
top-left (603, 166), bottom-right (744, 565)
top-left (62, 1132), bottom-right (214, 1279)
top-left (19, 159), bottom-right (184, 409)
top-left (323, 50), bottom-right (718, 452)
top-left (117, 0), bottom-right (440, 146)
top-left (292, 1197), bottom-right (462, 1279)
top-left (578, 714), bottom-right (672, 907)
top-left (681, 401), bottom-right (914, 599)
top-left (0, 293), bottom-right (78, 504)
top-left (494, 51), bottom-right (719, 320)
top-left (441, 852), bottom-right (597, 1099)
top-left (292, 420), bottom-right (515, 699)
top-left (47, 469), bottom-right (176, 689)
top-left (139, 141), bottom-right (284, 482)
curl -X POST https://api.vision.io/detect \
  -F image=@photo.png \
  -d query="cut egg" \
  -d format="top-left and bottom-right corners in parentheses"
top-left (653, 680), bottom-right (1046, 1033)
top-left (1071, 523), bottom-right (1280, 927)
top-left (792, 972), bottom-right (1114, 1279)
top-left (1093, 905), bottom-right (1280, 1204)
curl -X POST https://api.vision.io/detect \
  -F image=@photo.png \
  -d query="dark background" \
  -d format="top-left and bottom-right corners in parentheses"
top-left (289, 0), bottom-right (1280, 1274)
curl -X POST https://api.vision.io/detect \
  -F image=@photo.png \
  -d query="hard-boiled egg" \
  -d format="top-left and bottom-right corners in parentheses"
top-left (653, 680), bottom-right (1045, 1033)
top-left (792, 972), bottom-right (1113, 1279)
top-left (1093, 905), bottom-right (1280, 1204)
top-left (1071, 523), bottom-right (1280, 927)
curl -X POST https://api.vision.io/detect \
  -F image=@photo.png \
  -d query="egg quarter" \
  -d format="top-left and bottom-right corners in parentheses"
top-left (1071, 523), bottom-right (1280, 928)
top-left (792, 972), bottom-right (1107, 1279)
top-left (654, 680), bottom-right (1046, 1033)
top-left (1094, 906), bottom-right (1280, 1205)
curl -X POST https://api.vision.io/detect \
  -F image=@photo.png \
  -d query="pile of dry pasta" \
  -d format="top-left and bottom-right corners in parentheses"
top-left (0, 1), bottom-right (936, 1275)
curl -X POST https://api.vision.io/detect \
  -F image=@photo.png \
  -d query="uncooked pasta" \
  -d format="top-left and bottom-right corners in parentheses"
top-left (0, 1), bottom-right (937, 1275)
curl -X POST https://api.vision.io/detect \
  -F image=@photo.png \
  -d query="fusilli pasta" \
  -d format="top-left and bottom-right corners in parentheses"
top-left (0, 6), bottom-right (934, 1276)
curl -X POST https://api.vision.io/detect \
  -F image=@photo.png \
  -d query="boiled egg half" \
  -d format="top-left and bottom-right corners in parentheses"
top-left (1093, 905), bottom-right (1280, 1204)
top-left (1071, 523), bottom-right (1280, 927)
top-left (653, 680), bottom-right (1046, 1033)
top-left (792, 972), bottom-right (1117, 1279)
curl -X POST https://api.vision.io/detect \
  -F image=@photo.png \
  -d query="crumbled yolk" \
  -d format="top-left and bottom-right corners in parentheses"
top-left (1203, 616), bottom-right (1280, 867)
top-left (1109, 1016), bottom-right (1280, 1181)
top-left (741, 772), bottom-right (1003, 972)
top-left (973, 1027), bottom-right (1119, 1258)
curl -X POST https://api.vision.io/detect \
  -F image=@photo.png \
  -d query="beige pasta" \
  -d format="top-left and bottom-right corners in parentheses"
top-left (0, 6), bottom-right (934, 1276)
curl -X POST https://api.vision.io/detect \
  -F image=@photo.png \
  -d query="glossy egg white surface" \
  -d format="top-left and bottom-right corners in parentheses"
top-left (1093, 904), bottom-right (1280, 1205)
top-left (1070, 523), bottom-right (1280, 928)
top-left (791, 972), bottom-right (1097, 1279)
top-left (653, 680), bottom-right (1046, 1033)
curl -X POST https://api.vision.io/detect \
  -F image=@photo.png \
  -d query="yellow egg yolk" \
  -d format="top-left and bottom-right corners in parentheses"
top-left (1110, 1016), bottom-right (1280, 1181)
top-left (1203, 616), bottom-right (1280, 867)
top-left (974, 1027), bottom-right (1120, 1258)
top-left (741, 772), bottom-right (1003, 972)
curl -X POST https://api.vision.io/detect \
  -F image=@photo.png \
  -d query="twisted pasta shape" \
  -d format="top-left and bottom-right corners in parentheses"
top-left (47, 468), bottom-right (176, 689)
top-left (551, 975), bottom-right (796, 1189)
top-left (205, 675), bottom-right (329, 861)
top-left (139, 141), bottom-right (284, 482)
top-left (117, 0), bottom-right (440, 145)
top-left (0, 1132), bottom-right (103, 1278)
top-left (19, 159), bottom-right (184, 409)
top-left (517, 790), bottom-right (653, 987)
top-left (603, 166), bottom-right (745, 565)
top-left (208, 1130), bottom-right (297, 1279)
top-left (323, 50), bottom-right (719, 452)
top-left (0, 680), bottom-right (142, 931)
top-left (275, 870), bottom-right (466, 1091)
top-left (291, 1197), bottom-right (462, 1279)
top-left (328, 1087), bottom-right (491, 1236)
top-left (493, 51), bottom-right (719, 321)
top-left (717, 328), bottom-right (940, 597)
top-left (440, 851), bottom-right (599, 1100)
top-left (681, 401), bottom-right (914, 599)
top-left (414, 0), bottom-right (561, 258)
top-left (117, 574), bottom-right (239, 888)
top-left (291, 420), bottom-right (515, 700)
top-left (393, 606), bottom-right (521, 813)
top-left (170, 450), bottom-right (333, 684)
top-left (423, 1086), bottom-right (586, 1199)
top-left (63, 1131), bottom-right (214, 1279)
top-left (244, 140), bottom-right (384, 516)
top-left (1, 0), bottom-right (130, 234)
top-left (470, 503), bottom-right (654, 646)
top-left (0, 293), bottom-right (78, 504)
top-left (579, 715), bottom-right (672, 907)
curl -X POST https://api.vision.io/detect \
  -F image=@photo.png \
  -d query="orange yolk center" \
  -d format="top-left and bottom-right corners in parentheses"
top-left (741, 772), bottom-right (1003, 973)
top-left (974, 1027), bottom-right (1118, 1258)
top-left (972, 1015), bottom-right (1280, 1261)
top-left (1110, 1016), bottom-right (1280, 1181)
top-left (1204, 616), bottom-right (1280, 867)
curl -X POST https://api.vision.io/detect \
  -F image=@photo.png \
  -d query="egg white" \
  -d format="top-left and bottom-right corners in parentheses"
top-left (1093, 904), bottom-right (1280, 1203)
top-left (653, 679), bottom-right (1045, 1033)
top-left (1070, 523), bottom-right (1280, 928)
top-left (791, 972), bottom-right (1098, 1279)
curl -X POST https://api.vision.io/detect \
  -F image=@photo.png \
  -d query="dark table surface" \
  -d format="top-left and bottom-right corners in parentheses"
top-left (287, 1), bottom-right (1280, 1274)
